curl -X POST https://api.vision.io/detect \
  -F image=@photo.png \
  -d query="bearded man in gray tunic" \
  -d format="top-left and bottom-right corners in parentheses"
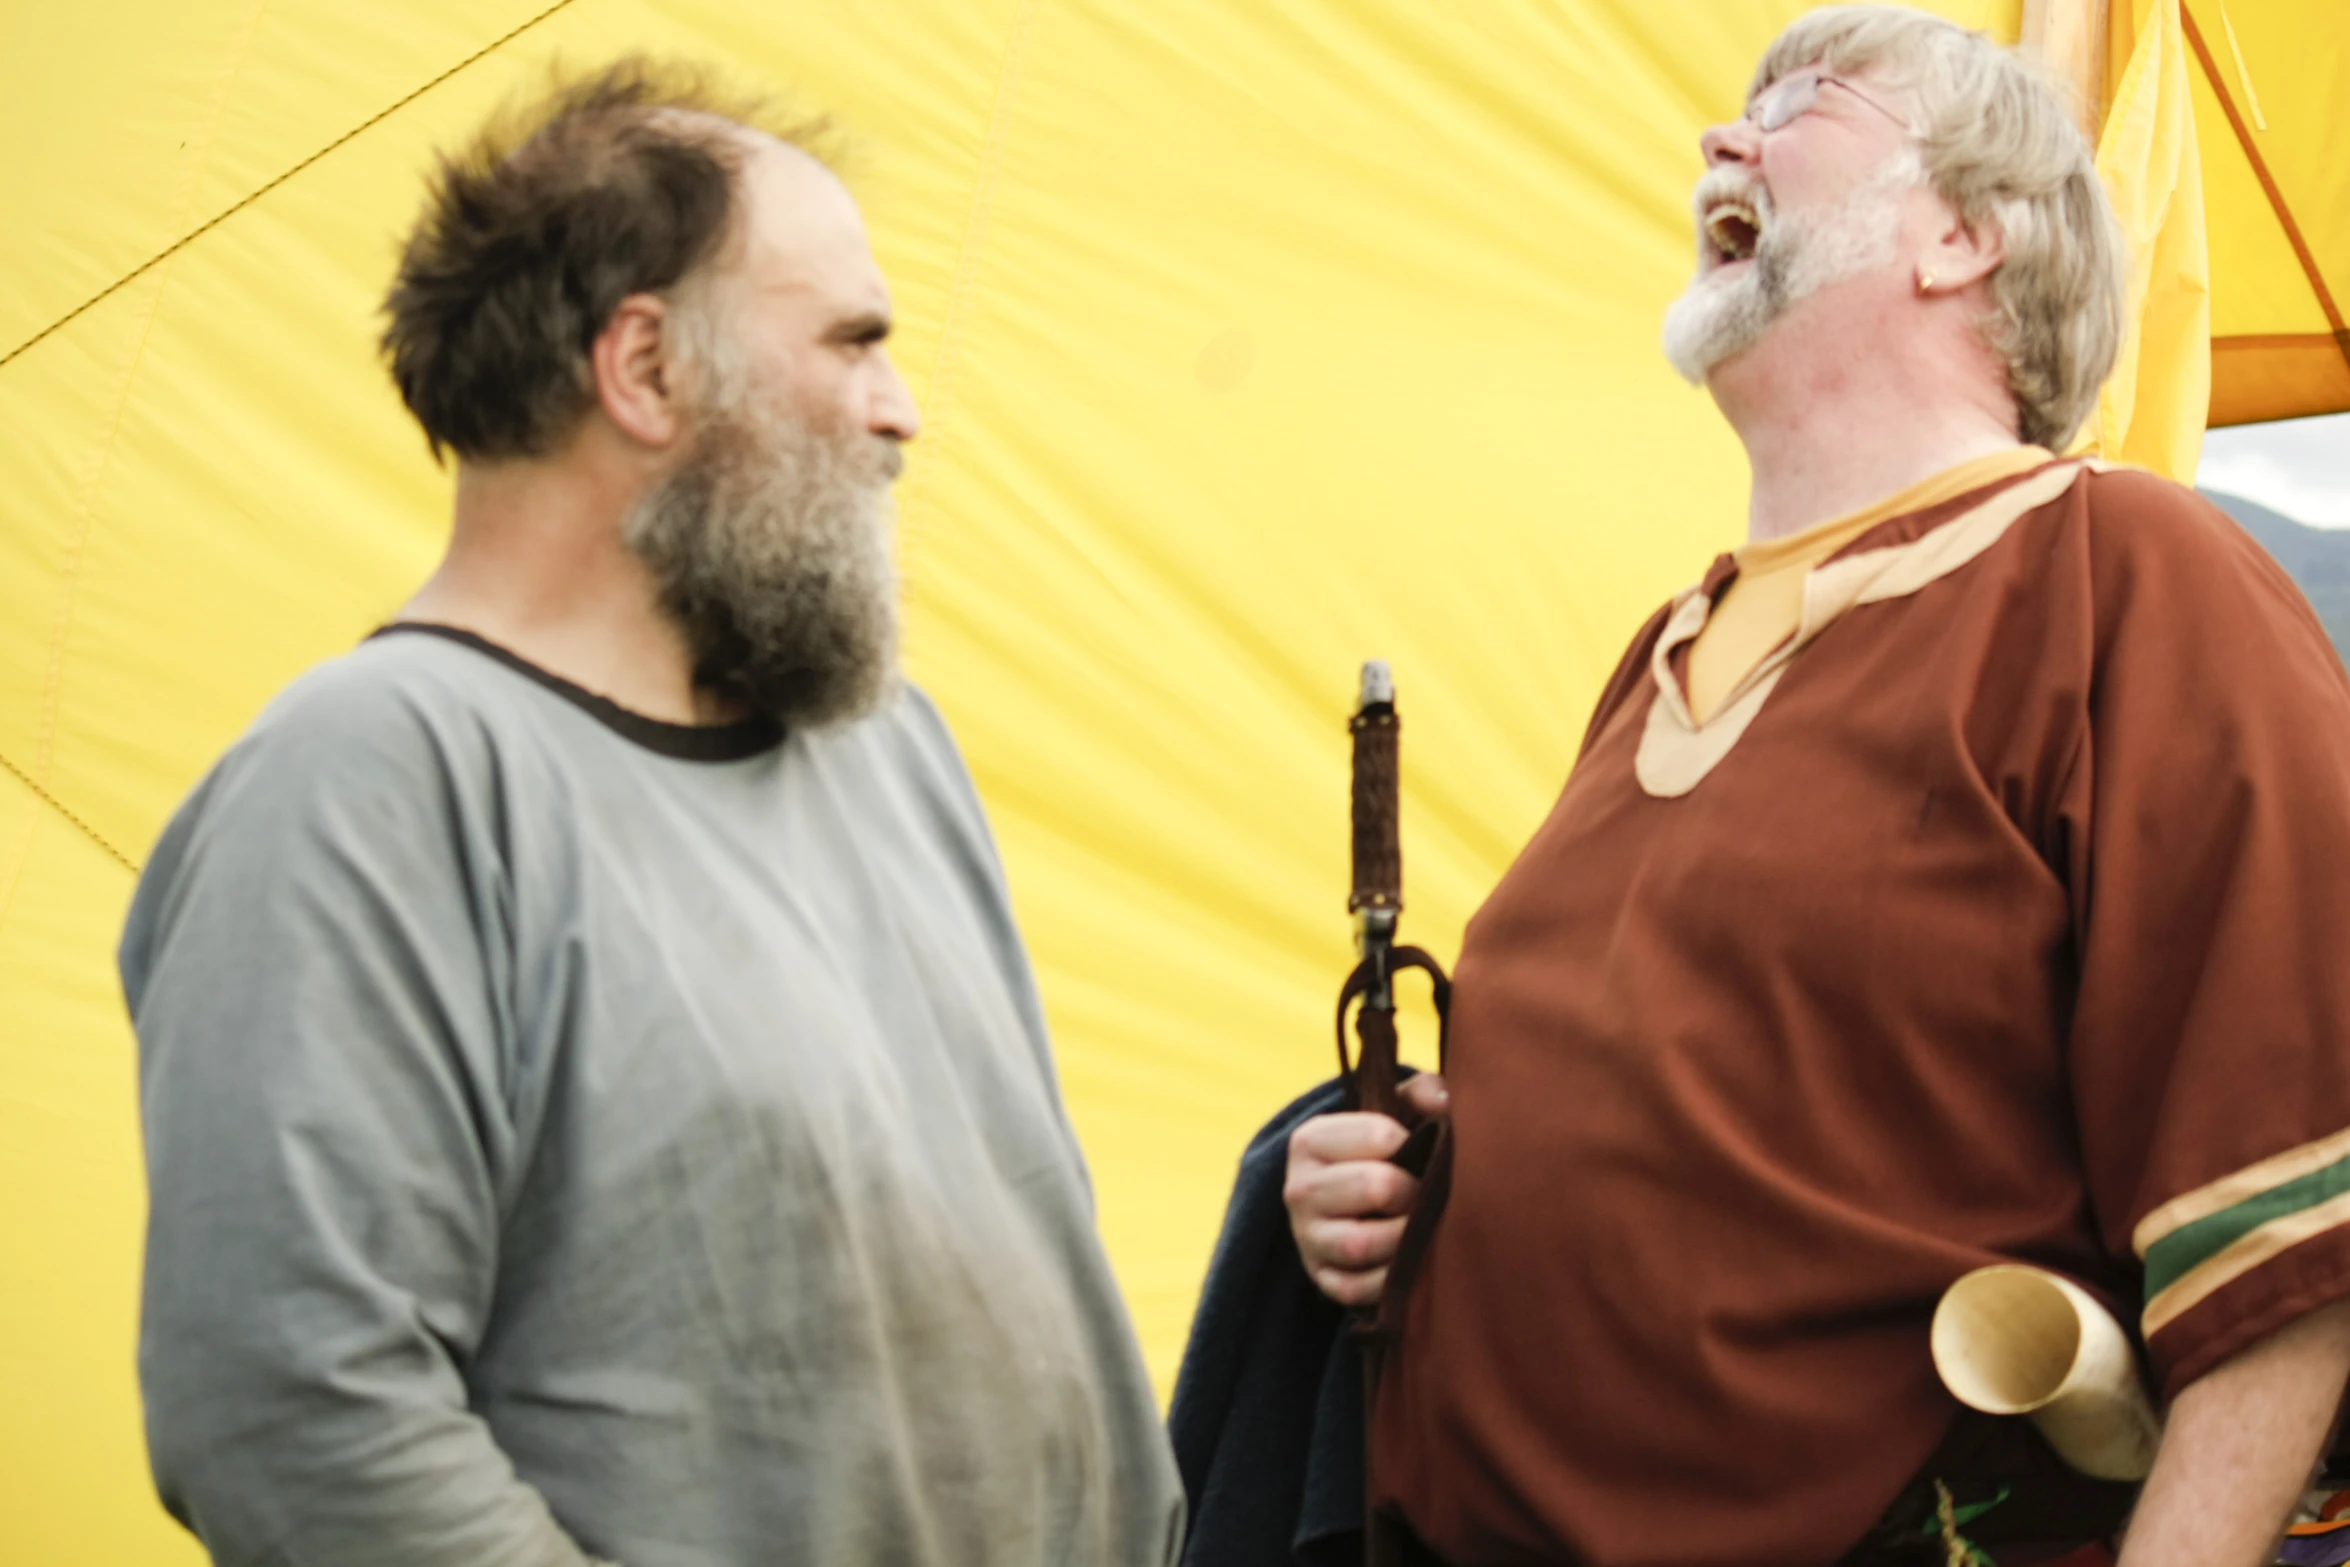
top-left (120, 61), bottom-right (1185, 1567)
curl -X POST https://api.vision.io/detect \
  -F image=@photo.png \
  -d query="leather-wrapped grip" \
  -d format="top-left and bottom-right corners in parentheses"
top-left (1348, 705), bottom-right (1401, 915)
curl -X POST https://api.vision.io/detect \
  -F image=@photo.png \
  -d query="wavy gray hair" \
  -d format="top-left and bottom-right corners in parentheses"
top-left (1753, 5), bottom-right (2125, 449)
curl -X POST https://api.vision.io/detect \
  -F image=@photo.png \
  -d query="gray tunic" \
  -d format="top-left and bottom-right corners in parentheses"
top-left (120, 626), bottom-right (1184, 1567)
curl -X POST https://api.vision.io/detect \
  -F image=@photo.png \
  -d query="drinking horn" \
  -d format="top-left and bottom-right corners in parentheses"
top-left (1930, 1264), bottom-right (2161, 1481)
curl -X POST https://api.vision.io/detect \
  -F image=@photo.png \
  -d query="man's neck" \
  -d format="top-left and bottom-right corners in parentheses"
top-left (398, 453), bottom-right (742, 727)
top-left (1710, 287), bottom-right (2028, 544)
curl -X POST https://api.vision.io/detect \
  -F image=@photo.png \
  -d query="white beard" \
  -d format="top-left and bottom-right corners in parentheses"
top-left (1662, 154), bottom-right (1919, 384)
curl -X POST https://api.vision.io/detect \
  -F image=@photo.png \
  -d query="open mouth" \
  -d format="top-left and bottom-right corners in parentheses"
top-left (1704, 200), bottom-right (1761, 265)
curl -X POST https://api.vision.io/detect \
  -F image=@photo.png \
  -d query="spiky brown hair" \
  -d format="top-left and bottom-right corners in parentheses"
top-left (380, 57), bottom-right (829, 461)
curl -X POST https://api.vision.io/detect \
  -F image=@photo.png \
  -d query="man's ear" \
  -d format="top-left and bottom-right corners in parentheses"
top-left (1921, 201), bottom-right (2006, 295)
top-left (590, 294), bottom-right (686, 449)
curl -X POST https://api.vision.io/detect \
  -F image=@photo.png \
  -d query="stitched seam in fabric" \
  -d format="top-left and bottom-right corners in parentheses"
top-left (7, 10), bottom-right (271, 930)
top-left (3, 264), bottom-right (179, 931)
top-left (2180, 5), bottom-right (2348, 349)
top-left (0, 0), bottom-right (585, 928)
top-left (0, 0), bottom-right (584, 374)
top-left (0, 745), bottom-right (140, 875)
top-left (2212, 332), bottom-right (2350, 353)
top-left (890, 0), bottom-right (1039, 609)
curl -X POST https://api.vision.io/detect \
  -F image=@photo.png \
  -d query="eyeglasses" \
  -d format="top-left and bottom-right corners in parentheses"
top-left (1746, 70), bottom-right (1911, 134)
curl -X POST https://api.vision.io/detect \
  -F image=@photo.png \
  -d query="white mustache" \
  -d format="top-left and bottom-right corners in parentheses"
top-left (1691, 166), bottom-right (1772, 227)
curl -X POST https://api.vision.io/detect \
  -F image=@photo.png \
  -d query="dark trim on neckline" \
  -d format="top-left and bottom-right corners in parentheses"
top-left (368, 623), bottom-right (786, 762)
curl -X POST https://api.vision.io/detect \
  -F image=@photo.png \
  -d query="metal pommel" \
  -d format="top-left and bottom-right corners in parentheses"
top-left (1358, 659), bottom-right (1395, 711)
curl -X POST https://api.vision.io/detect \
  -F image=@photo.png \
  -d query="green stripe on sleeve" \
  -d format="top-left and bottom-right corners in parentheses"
top-left (2144, 1152), bottom-right (2350, 1303)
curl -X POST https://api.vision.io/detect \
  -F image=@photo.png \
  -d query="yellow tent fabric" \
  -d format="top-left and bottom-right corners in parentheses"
top-left (2048, 0), bottom-right (2350, 471)
top-left (2182, 0), bottom-right (2350, 423)
top-left (2083, 0), bottom-right (2212, 478)
top-left (7, 1), bottom-right (2344, 1561)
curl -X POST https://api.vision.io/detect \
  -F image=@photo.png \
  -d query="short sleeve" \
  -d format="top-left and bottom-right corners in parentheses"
top-left (2059, 470), bottom-right (2350, 1398)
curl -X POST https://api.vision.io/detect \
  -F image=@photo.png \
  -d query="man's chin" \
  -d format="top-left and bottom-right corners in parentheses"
top-left (1663, 257), bottom-right (1789, 385)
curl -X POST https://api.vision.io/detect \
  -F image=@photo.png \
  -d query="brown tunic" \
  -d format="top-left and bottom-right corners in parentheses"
top-left (1371, 462), bottom-right (2350, 1566)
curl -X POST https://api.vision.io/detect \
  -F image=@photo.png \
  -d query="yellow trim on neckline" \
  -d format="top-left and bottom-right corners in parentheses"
top-left (1686, 448), bottom-right (2054, 722)
top-left (1638, 461), bottom-right (2089, 796)
top-left (1736, 447), bottom-right (2056, 575)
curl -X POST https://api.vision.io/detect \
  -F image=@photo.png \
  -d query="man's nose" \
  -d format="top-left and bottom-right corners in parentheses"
top-left (869, 350), bottom-right (921, 443)
top-left (1699, 117), bottom-right (1761, 168)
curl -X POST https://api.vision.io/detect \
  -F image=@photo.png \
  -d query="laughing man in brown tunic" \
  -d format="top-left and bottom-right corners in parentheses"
top-left (1283, 8), bottom-right (2350, 1566)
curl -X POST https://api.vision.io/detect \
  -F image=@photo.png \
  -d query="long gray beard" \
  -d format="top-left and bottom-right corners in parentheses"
top-left (1661, 157), bottom-right (1916, 384)
top-left (625, 380), bottom-right (902, 729)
